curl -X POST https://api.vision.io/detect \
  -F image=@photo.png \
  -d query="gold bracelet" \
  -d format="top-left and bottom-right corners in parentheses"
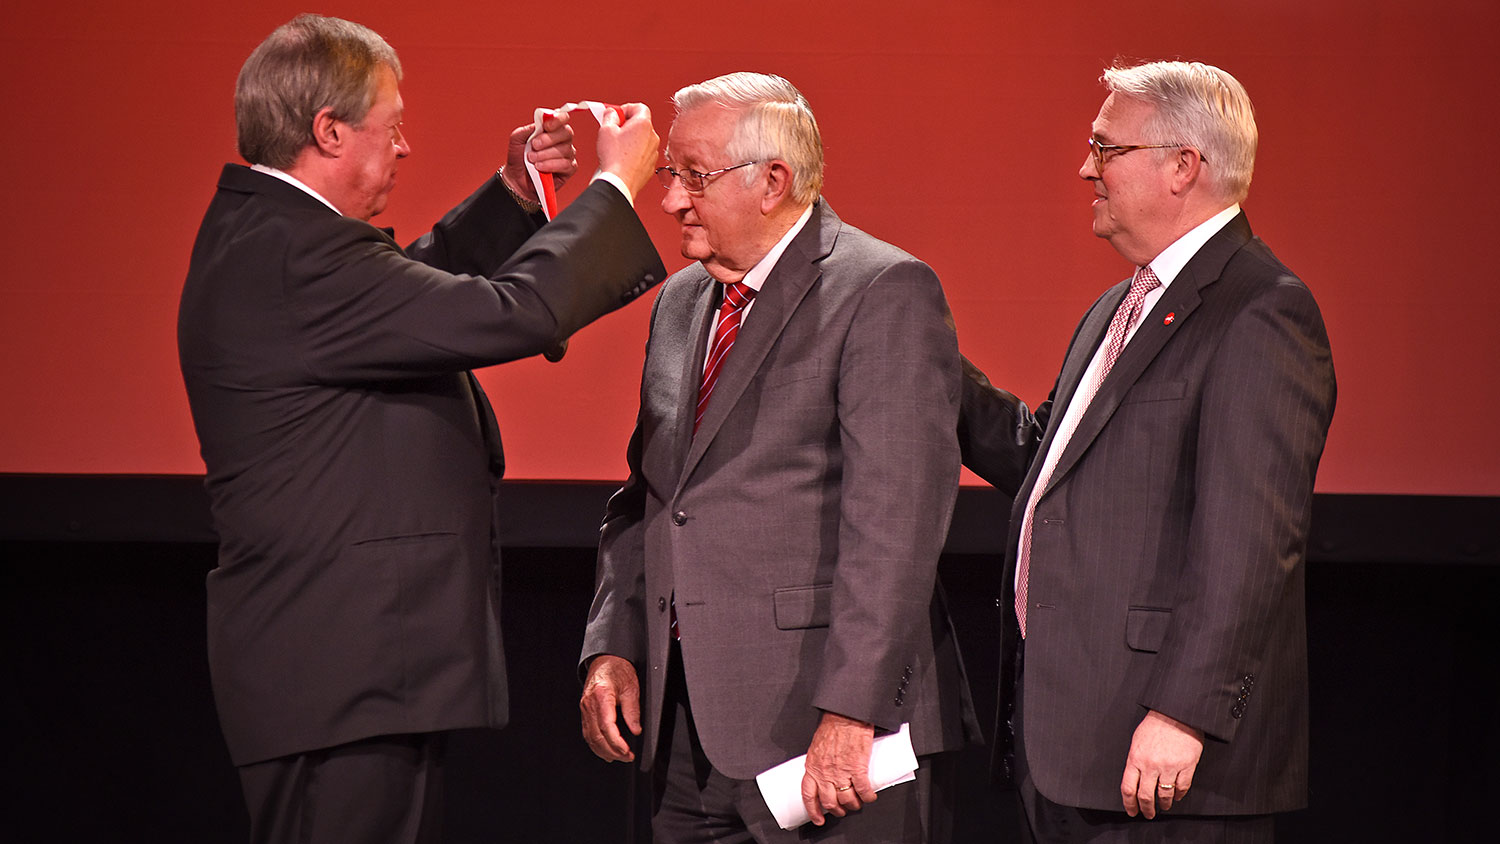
top-left (496, 167), bottom-right (542, 214)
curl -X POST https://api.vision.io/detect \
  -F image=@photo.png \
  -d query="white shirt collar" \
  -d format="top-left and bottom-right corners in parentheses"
top-left (250, 163), bottom-right (342, 215)
top-left (1145, 203), bottom-right (1241, 287)
top-left (736, 203), bottom-right (816, 293)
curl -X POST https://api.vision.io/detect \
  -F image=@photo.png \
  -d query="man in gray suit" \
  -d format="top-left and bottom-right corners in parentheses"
top-left (579, 72), bottom-right (978, 843)
top-left (178, 14), bottom-right (662, 843)
top-left (962, 61), bottom-right (1336, 842)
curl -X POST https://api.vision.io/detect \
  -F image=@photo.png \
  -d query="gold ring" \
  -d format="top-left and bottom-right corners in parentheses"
top-left (1157, 783), bottom-right (1175, 790)
top-left (836, 784), bottom-right (853, 792)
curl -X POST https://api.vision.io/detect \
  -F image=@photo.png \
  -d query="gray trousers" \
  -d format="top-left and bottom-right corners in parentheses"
top-left (652, 645), bottom-right (957, 844)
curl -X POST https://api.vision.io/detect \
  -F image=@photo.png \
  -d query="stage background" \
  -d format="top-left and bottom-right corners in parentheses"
top-left (2, 0), bottom-right (1498, 494)
top-left (3, 2), bottom-right (1498, 842)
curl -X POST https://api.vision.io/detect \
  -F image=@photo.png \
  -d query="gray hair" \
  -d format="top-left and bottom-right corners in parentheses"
top-left (672, 72), bottom-right (825, 205)
top-left (1103, 61), bottom-right (1257, 203)
top-left (235, 14), bottom-right (402, 169)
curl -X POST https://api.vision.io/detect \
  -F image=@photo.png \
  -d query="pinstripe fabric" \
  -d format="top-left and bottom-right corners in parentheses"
top-left (962, 212), bottom-right (1335, 817)
top-left (583, 201), bottom-right (982, 785)
top-left (1017, 267), bottom-right (1161, 636)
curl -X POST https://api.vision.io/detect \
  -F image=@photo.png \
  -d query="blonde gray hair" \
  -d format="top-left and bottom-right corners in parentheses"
top-left (672, 72), bottom-right (825, 205)
top-left (235, 14), bottom-right (401, 169)
top-left (1103, 61), bottom-right (1257, 203)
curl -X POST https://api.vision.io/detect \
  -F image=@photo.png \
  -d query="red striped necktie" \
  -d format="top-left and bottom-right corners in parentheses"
top-left (694, 281), bottom-right (757, 436)
top-left (676, 281), bottom-right (756, 641)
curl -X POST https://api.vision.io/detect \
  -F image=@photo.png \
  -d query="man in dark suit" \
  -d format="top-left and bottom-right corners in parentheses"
top-left (963, 60), bottom-right (1336, 843)
top-left (176, 14), bottom-right (663, 844)
top-left (578, 73), bottom-right (978, 842)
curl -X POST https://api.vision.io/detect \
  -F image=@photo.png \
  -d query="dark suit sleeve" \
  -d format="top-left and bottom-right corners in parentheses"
top-left (579, 292), bottom-right (664, 676)
top-left (958, 355), bottom-right (1043, 498)
top-left (811, 258), bottom-right (962, 731)
top-left (290, 180), bottom-right (661, 384)
top-left (402, 174), bottom-right (545, 275)
top-left (1140, 273), bottom-right (1335, 742)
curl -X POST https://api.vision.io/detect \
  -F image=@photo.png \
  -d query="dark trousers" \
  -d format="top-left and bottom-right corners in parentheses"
top-left (651, 644), bottom-right (956, 844)
top-left (237, 732), bottom-right (446, 844)
top-left (1011, 641), bottom-right (1273, 844)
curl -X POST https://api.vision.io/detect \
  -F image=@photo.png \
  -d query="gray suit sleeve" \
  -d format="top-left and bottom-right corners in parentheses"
top-left (580, 291), bottom-right (667, 677)
top-left (811, 258), bottom-right (962, 731)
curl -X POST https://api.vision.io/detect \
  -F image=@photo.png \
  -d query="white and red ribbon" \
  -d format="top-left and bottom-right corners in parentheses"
top-left (523, 101), bottom-right (624, 219)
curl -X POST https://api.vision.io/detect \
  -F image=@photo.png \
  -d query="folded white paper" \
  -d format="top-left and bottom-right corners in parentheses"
top-left (755, 723), bottom-right (918, 830)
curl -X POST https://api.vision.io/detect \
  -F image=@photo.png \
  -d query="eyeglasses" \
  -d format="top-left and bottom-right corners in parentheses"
top-left (1087, 138), bottom-right (1206, 171)
top-left (655, 161), bottom-right (758, 193)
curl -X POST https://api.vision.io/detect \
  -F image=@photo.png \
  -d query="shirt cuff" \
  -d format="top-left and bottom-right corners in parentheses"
top-left (591, 171), bottom-right (635, 207)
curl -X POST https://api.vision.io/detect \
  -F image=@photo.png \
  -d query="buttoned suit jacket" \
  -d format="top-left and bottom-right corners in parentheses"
top-left (582, 201), bottom-right (981, 780)
top-left (179, 164), bottom-right (663, 765)
top-left (962, 212), bottom-right (1335, 814)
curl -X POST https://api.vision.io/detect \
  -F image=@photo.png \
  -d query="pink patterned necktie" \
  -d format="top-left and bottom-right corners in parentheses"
top-left (694, 282), bottom-right (757, 435)
top-left (1014, 266), bottom-right (1161, 637)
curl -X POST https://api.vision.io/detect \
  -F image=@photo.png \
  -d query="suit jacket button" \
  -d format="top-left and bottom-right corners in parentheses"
top-left (672, 511), bottom-right (688, 526)
top-left (658, 597), bottom-right (667, 612)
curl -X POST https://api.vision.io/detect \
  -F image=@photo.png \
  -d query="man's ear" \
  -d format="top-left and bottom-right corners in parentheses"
top-left (311, 106), bottom-right (342, 157)
top-left (1169, 146), bottom-right (1206, 196)
top-left (760, 160), bottom-right (793, 213)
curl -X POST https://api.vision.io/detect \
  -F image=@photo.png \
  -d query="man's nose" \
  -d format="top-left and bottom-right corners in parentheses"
top-left (1079, 151), bottom-right (1099, 180)
top-left (661, 179), bottom-right (691, 215)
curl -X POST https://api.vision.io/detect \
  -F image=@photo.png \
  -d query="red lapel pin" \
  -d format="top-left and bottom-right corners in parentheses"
top-left (1163, 312), bottom-right (1176, 325)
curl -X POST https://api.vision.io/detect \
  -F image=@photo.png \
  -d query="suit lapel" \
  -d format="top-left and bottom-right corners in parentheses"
top-left (1045, 212), bottom-right (1254, 492)
top-left (1053, 287), bottom-right (1121, 437)
top-left (1005, 289), bottom-right (1120, 524)
top-left (665, 271), bottom-right (720, 482)
top-left (675, 201), bottom-right (838, 491)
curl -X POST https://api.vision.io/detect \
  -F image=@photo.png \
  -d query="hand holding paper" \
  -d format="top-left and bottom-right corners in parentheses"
top-left (756, 723), bottom-right (918, 831)
top-left (801, 712), bottom-right (877, 824)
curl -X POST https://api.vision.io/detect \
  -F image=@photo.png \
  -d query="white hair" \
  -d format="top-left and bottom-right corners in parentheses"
top-left (672, 72), bottom-right (824, 205)
top-left (1103, 61), bottom-right (1257, 203)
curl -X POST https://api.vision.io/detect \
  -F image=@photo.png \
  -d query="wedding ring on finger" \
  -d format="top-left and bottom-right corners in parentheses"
top-left (1157, 783), bottom-right (1175, 791)
top-left (835, 784), bottom-right (853, 793)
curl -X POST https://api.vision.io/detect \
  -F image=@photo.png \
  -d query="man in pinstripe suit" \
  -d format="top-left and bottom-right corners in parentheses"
top-left (961, 61), bottom-right (1336, 842)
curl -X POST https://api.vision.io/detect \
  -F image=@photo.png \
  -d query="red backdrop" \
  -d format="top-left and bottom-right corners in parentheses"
top-left (3, 1), bottom-right (1497, 495)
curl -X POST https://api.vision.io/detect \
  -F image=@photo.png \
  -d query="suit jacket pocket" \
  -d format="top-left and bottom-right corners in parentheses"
top-left (773, 583), bottom-right (833, 630)
top-left (351, 531), bottom-right (460, 548)
top-left (760, 362), bottom-right (828, 390)
top-left (1125, 606), bottom-right (1173, 652)
top-left (1120, 379), bottom-right (1186, 404)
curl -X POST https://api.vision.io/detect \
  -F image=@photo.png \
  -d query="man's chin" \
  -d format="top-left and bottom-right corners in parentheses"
top-left (678, 236), bottom-right (710, 262)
